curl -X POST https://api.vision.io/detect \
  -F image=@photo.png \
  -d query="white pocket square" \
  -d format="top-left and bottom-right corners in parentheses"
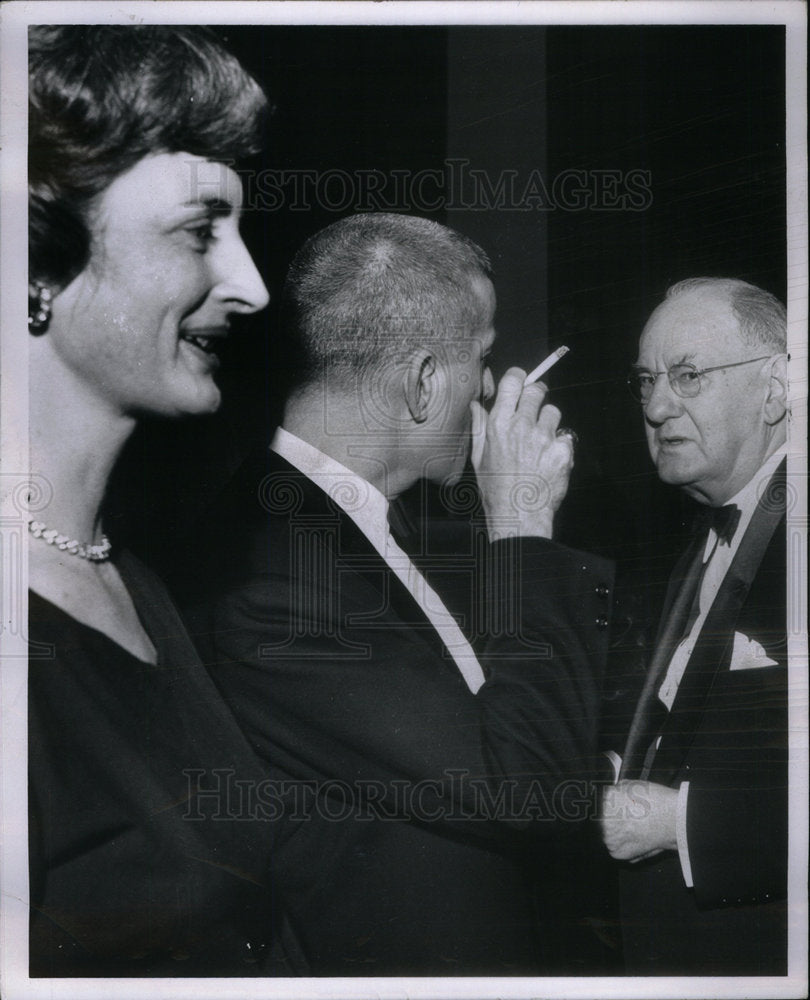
top-left (729, 632), bottom-right (779, 670)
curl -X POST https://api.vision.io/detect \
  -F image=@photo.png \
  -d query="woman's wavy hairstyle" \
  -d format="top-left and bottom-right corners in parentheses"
top-left (29, 25), bottom-right (270, 289)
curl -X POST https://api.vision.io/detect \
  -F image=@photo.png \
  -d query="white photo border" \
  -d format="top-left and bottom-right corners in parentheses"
top-left (1, 2), bottom-right (806, 999)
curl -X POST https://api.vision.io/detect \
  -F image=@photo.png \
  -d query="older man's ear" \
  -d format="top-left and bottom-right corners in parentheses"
top-left (763, 353), bottom-right (788, 426)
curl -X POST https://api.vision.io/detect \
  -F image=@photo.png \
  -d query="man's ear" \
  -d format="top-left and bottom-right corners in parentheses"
top-left (404, 349), bottom-right (435, 423)
top-left (763, 353), bottom-right (788, 425)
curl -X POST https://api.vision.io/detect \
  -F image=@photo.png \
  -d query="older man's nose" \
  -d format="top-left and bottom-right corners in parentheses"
top-left (644, 373), bottom-right (683, 424)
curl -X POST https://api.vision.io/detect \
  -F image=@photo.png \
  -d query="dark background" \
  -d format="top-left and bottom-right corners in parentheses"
top-left (109, 23), bottom-right (786, 652)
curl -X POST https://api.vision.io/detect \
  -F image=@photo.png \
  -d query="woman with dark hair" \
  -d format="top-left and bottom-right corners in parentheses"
top-left (27, 26), bottom-right (296, 976)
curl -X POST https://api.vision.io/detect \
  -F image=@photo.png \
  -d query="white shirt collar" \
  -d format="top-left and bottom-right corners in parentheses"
top-left (705, 444), bottom-right (786, 555)
top-left (726, 444), bottom-right (786, 518)
top-left (271, 429), bottom-right (487, 694)
top-left (271, 427), bottom-right (390, 552)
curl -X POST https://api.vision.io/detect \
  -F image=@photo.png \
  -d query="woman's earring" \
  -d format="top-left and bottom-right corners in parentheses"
top-left (28, 283), bottom-right (53, 334)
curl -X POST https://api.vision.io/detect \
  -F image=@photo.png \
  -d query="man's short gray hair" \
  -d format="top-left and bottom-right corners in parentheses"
top-left (665, 277), bottom-right (786, 352)
top-left (281, 213), bottom-right (492, 386)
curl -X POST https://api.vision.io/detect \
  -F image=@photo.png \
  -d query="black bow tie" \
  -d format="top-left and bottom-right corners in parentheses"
top-left (693, 503), bottom-right (741, 545)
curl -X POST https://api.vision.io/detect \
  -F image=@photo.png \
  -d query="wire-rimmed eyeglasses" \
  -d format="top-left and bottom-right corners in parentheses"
top-left (626, 356), bottom-right (772, 405)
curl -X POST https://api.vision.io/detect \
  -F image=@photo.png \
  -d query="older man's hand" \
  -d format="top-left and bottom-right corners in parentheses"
top-left (470, 368), bottom-right (574, 541)
top-left (601, 779), bottom-right (679, 863)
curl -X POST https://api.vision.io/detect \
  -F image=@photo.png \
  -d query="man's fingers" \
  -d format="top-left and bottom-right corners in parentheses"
top-left (537, 401), bottom-right (562, 436)
top-left (514, 380), bottom-right (548, 419)
top-left (489, 368), bottom-right (528, 419)
top-left (602, 827), bottom-right (630, 860)
top-left (474, 365), bottom-right (574, 539)
top-left (469, 400), bottom-right (486, 469)
top-left (551, 434), bottom-right (576, 470)
top-left (491, 368), bottom-right (552, 423)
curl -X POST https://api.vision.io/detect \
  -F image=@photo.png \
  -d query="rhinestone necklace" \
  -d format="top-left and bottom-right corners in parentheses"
top-left (27, 517), bottom-right (112, 562)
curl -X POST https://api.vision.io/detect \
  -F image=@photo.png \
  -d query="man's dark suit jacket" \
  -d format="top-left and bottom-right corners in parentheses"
top-left (188, 447), bottom-right (615, 976)
top-left (618, 461), bottom-right (788, 975)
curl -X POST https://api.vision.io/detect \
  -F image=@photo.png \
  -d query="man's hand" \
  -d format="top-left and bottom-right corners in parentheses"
top-left (470, 368), bottom-right (574, 541)
top-left (601, 779), bottom-right (679, 862)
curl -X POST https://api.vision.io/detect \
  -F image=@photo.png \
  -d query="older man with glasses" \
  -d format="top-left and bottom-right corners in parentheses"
top-left (601, 277), bottom-right (789, 975)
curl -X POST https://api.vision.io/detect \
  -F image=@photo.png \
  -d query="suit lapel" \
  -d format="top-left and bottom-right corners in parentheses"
top-left (651, 463), bottom-right (786, 783)
top-left (619, 533), bottom-right (706, 780)
top-left (264, 451), bottom-right (457, 665)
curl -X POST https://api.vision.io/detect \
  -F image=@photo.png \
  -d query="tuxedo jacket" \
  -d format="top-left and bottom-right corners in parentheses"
top-left (618, 462), bottom-right (788, 975)
top-left (188, 448), bottom-right (615, 976)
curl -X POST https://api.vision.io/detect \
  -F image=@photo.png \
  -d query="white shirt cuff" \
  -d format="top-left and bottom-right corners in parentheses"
top-left (604, 750), bottom-right (622, 784)
top-left (676, 780), bottom-right (694, 887)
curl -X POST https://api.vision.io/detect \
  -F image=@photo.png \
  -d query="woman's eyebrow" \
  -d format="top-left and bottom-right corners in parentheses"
top-left (182, 196), bottom-right (234, 216)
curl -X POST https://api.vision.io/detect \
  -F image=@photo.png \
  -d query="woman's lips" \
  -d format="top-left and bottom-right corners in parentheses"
top-left (179, 326), bottom-right (229, 355)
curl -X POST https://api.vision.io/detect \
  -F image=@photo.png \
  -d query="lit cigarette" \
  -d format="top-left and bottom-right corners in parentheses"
top-left (524, 346), bottom-right (570, 385)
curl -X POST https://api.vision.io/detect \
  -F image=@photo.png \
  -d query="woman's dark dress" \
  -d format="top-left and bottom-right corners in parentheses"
top-left (28, 551), bottom-right (299, 977)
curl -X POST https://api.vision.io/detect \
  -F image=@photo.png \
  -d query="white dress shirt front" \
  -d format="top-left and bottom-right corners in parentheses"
top-left (658, 445), bottom-right (786, 711)
top-left (659, 446), bottom-right (786, 886)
